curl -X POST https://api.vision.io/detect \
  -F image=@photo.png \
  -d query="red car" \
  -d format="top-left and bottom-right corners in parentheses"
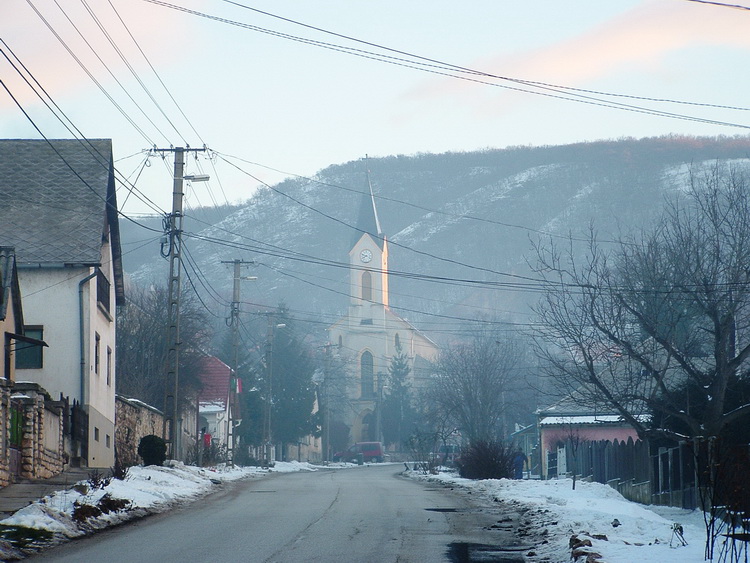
top-left (333, 442), bottom-right (384, 463)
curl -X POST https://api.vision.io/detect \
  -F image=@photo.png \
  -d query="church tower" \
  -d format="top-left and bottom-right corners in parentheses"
top-left (349, 172), bottom-right (389, 317)
top-left (327, 166), bottom-right (438, 450)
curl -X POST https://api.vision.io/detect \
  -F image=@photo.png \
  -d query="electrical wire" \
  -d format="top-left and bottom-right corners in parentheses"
top-left (142, 0), bottom-right (750, 130)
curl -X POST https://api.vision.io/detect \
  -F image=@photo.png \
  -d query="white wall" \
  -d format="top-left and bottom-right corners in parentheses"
top-left (17, 248), bottom-right (117, 467)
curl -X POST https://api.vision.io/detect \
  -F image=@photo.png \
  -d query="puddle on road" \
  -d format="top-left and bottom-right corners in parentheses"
top-left (447, 542), bottom-right (530, 562)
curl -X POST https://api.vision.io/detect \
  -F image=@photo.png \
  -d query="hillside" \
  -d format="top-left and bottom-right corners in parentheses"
top-left (120, 135), bottom-right (750, 344)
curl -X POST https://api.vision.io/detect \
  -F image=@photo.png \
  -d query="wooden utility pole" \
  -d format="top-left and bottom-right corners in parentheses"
top-left (155, 146), bottom-right (206, 460)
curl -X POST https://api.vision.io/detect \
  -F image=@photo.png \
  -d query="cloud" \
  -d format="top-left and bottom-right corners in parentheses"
top-left (0, 0), bottom-right (193, 110)
top-left (409, 1), bottom-right (750, 112)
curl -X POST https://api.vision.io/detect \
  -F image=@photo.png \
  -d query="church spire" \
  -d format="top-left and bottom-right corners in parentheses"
top-left (352, 156), bottom-right (384, 249)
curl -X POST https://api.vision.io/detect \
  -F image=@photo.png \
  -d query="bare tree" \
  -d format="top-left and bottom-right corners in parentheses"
top-left (427, 328), bottom-right (523, 444)
top-left (116, 284), bottom-right (207, 410)
top-left (532, 163), bottom-right (750, 560)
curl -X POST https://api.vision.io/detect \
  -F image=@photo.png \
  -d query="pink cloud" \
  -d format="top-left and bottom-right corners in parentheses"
top-left (0, 0), bottom-right (194, 110)
top-left (409, 1), bottom-right (750, 111)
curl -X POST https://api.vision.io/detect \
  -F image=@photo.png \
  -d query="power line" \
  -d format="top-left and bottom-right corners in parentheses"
top-left (142, 0), bottom-right (750, 130)
top-left (682, 0), bottom-right (750, 10)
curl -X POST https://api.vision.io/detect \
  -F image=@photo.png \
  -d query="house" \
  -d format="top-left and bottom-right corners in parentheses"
top-left (327, 174), bottom-right (438, 452)
top-left (0, 139), bottom-right (124, 469)
top-left (197, 356), bottom-right (233, 455)
top-left (0, 247), bottom-right (65, 484)
top-left (536, 394), bottom-right (642, 479)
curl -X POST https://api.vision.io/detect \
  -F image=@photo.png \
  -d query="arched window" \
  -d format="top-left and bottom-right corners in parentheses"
top-left (360, 351), bottom-right (374, 398)
top-left (361, 271), bottom-right (372, 301)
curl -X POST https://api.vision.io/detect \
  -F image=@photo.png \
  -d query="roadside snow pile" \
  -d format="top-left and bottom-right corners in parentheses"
top-left (421, 472), bottom-right (706, 563)
top-left (0, 461), bottom-right (312, 559)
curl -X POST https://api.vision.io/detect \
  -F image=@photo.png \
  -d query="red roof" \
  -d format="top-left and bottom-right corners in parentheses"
top-left (198, 356), bottom-right (233, 408)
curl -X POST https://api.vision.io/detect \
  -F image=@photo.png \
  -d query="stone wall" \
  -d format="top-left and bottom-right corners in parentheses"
top-left (11, 382), bottom-right (65, 481)
top-left (0, 380), bottom-right (12, 487)
top-left (115, 396), bottom-right (163, 466)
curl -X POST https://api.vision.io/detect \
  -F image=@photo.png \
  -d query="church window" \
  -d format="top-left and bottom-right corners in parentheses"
top-left (361, 271), bottom-right (372, 301)
top-left (394, 333), bottom-right (401, 350)
top-left (360, 351), bottom-right (374, 398)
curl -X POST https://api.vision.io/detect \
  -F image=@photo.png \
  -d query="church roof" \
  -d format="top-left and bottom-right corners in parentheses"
top-left (352, 171), bottom-right (384, 250)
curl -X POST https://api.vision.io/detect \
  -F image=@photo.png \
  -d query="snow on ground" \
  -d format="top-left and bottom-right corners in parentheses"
top-left (0, 460), bottom-right (710, 562)
top-left (418, 470), bottom-right (706, 562)
top-left (0, 460), bottom-right (320, 558)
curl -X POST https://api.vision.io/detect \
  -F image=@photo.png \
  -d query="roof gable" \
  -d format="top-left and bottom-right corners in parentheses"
top-left (0, 139), bottom-right (124, 304)
top-left (198, 356), bottom-right (233, 408)
top-left (0, 246), bottom-right (23, 328)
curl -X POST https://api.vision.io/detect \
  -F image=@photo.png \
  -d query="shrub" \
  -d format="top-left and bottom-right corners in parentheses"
top-left (456, 440), bottom-right (515, 480)
top-left (111, 451), bottom-right (130, 481)
top-left (137, 434), bottom-right (167, 466)
top-left (87, 469), bottom-right (112, 490)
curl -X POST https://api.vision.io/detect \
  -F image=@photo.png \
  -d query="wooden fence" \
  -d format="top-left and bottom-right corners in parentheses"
top-left (552, 437), bottom-right (700, 509)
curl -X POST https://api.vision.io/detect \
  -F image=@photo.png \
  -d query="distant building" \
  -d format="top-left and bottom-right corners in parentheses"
top-left (0, 139), bottom-right (124, 468)
top-left (197, 356), bottom-right (233, 453)
top-left (328, 173), bottom-right (438, 447)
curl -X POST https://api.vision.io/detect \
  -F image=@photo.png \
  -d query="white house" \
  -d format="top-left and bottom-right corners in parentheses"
top-left (0, 139), bottom-right (124, 468)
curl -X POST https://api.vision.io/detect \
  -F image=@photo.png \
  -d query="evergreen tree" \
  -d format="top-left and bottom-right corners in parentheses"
top-left (268, 306), bottom-right (318, 450)
top-left (381, 341), bottom-right (417, 447)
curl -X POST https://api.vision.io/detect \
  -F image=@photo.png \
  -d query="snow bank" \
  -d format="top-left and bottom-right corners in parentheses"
top-left (419, 471), bottom-right (706, 562)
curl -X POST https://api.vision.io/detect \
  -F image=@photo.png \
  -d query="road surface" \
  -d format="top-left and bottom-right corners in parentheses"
top-left (31, 464), bottom-right (533, 562)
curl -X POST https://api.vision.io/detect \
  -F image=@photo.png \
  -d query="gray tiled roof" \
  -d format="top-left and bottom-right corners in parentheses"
top-left (0, 139), bottom-right (124, 305)
top-left (0, 139), bottom-right (116, 266)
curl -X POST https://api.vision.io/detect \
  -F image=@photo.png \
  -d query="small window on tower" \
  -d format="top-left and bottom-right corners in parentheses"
top-left (361, 271), bottom-right (372, 301)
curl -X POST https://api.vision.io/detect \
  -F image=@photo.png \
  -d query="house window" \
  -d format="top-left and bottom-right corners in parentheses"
top-left (361, 271), bottom-right (372, 301)
top-left (395, 333), bottom-right (401, 350)
top-left (360, 351), bottom-right (374, 398)
top-left (16, 326), bottom-right (43, 369)
top-left (96, 269), bottom-right (110, 313)
top-left (106, 347), bottom-right (112, 386)
top-left (95, 333), bottom-right (101, 374)
top-left (106, 434), bottom-right (111, 448)
top-left (94, 427), bottom-right (100, 442)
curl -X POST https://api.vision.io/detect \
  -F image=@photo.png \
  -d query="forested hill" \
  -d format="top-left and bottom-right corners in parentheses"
top-left (120, 135), bottom-right (750, 343)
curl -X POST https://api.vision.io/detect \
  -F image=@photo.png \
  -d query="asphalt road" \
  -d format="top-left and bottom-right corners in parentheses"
top-left (30, 464), bottom-right (532, 562)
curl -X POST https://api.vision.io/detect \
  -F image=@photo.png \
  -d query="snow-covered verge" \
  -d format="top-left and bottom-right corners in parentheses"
top-left (415, 471), bottom-right (707, 563)
top-left (0, 460), bottom-right (320, 560)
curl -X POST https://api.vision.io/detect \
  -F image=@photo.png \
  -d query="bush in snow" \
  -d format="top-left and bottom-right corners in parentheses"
top-left (456, 440), bottom-right (514, 480)
top-left (137, 435), bottom-right (167, 466)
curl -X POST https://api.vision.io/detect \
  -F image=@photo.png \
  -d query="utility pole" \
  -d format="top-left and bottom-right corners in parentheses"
top-left (264, 314), bottom-right (285, 463)
top-left (324, 343), bottom-right (331, 462)
top-left (222, 259), bottom-right (255, 466)
top-left (155, 146), bottom-right (207, 460)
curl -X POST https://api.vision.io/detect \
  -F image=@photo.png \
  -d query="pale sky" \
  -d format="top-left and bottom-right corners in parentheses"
top-left (2, 0), bottom-right (749, 215)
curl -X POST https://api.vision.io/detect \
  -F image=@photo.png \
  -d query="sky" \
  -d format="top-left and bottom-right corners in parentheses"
top-left (2, 0), bottom-right (750, 216)
top-left (0, 461), bottom-right (709, 562)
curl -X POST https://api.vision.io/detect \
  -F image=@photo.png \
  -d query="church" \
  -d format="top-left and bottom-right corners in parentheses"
top-left (327, 174), bottom-right (439, 446)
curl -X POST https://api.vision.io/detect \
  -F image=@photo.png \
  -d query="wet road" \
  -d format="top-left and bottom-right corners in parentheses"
top-left (31, 464), bottom-right (531, 562)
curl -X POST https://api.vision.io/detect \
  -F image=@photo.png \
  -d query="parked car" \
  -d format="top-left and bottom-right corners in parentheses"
top-left (333, 442), bottom-right (384, 463)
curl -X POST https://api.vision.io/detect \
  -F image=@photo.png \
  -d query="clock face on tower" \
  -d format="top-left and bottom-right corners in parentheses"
top-left (360, 249), bottom-right (372, 263)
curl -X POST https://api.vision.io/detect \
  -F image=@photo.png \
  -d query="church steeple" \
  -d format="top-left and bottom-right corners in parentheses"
top-left (352, 162), bottom-right (384, 249)
top-left (349, 161), bottom-right (388, 308)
